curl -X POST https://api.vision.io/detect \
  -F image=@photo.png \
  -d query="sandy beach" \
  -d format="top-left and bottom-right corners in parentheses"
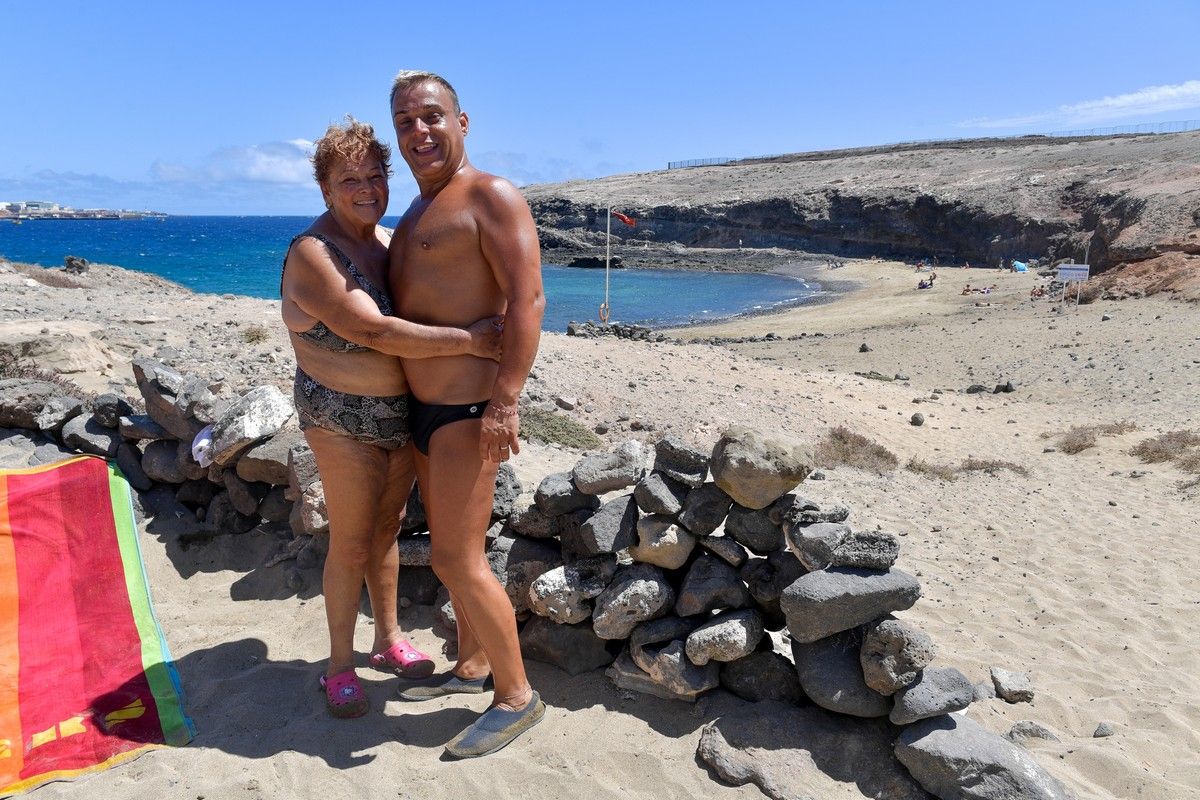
top-left (2, 255), bottom-right (1198, 799)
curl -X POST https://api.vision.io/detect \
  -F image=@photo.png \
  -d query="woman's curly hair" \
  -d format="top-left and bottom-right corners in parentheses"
top-left (311, 115), bottom-right (392, 186)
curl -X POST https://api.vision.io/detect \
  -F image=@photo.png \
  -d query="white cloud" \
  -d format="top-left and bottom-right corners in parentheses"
top-left (959, 79), bottom-right (1200, 130)
top-left (153, 139), bottom-right (315, 186)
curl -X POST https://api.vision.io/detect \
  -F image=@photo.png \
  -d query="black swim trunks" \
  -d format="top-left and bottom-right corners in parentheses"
top-left (409, 397), bottom-right (489, 456)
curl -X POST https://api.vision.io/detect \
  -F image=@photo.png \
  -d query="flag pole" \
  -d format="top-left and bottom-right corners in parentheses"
top-left (604, 205), bottom-right (612, 323)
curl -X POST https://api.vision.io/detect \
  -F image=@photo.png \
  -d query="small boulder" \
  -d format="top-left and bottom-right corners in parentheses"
top-left (678, 482), bottom-right (733, 535)
top-left (1007, 721), bottom-right (1062, 744)
top-left (492, 462), bottom-right (522, 519)
top-left (725, 504), bottom-right (784, 553)
top-left (710, 427), bottom-right (813, 509)
top-left (991, 667), bottom-right (1035, 704)
top-left (684, 609), bottom-right (764, 666)
top-left (792, 628), bottom-right (892, 718)
top-left (770, 494), bottom-right (850, 527)
top-left (115, 443), bottom-right (153, 492)
top-left (719, 652), bottom-right (804, 704)
top-left (520, 616), bottom-right (616, 676)
top-left (209, 386), bottom-right (294, 466)
top-left (896, 714), bottom-right (1075, 800)
top-left (890, 666), bottom-right (974, 725)
top-left (632, 471), bottom-right (689, 515)
top-left (507, 504), bottom-right (561, 539)
top-left (652, 436), bottom-right (709, 488)
top-left (527, 557), bottom-right (615, 624)
top-left (577, 494), bottom-right (638, 554)
top-left (0, 379), bottom-right (85, 435)
top-left (534, 471), bottom-right (599, 516)
top-left (118, 414), bottom-right (171, 442)
top-left (697, 701), bottom-right (929, 800)
top-left (786, 521), bottom-right (900, 571)
top-left (605, 648), bottom-right (717, 703)
top-left (740, 549), bottom-right (806, 630)
top-left (61, 414), bottom-right (120, 458)
top-left (91, 393), bottom-right (135, 429)
top-left (675, 555), bottom-right (752, 617)
top-left (206, 491), bottom-right (258, 534)
top-left (592, 564), bottom-right (674, 639)
top-left (860, 618), bottom-right (936, 695)
top-left (629, 514), bottom-right (696, 569)
top-left (781, 567), bottom-right (921, 644)
top-left (235, 423), bottom-right (302, 485)
top-left (698, 533), bottom-right (749, 568)
top-left (141, 439), bottom-right (190, 484)
top-left (396, 534), bottom-right (432, 566)
top-left (571, 440), bottom-right (645, 494)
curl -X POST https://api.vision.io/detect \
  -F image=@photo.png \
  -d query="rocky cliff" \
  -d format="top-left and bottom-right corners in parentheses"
top-left (524, 131), bottom-right (1200, 281)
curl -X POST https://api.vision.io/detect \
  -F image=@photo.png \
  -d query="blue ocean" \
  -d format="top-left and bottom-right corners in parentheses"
top-left (0, 217), bottom-right (817, 330)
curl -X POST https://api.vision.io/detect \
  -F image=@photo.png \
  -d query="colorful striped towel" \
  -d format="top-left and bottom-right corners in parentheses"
top-left (0, 456), bottom-right (193, 794)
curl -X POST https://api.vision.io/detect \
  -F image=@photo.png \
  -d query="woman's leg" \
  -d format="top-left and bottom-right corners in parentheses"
top-left (303, 425), bottom-right (388, 676)
top-left (364, 444), bottom-right (414, 653)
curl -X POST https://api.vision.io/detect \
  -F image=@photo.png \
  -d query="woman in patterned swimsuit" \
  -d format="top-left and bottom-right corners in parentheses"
top-left (281, 117), bottom-right (502, 718)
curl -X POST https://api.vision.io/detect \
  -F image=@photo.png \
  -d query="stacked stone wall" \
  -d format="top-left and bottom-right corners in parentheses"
top-left (0, 361), bottom-right (1074, 798)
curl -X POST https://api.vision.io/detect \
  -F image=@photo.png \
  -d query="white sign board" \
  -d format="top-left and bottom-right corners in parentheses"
top-left (1057, 264), bottom-right (1090, 282)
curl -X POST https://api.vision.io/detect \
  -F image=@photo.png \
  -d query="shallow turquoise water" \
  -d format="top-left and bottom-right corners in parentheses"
top-left (0, 216), bottom-right (816, 330)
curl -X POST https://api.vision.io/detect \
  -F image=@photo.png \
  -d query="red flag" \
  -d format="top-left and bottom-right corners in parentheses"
top-left (611, 210), bottom-right (636, 226)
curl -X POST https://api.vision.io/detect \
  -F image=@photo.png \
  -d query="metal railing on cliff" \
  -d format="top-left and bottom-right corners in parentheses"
top-left (666, 119), bottom-right (1200, 170)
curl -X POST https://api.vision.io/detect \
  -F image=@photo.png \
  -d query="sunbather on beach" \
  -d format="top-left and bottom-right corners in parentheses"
top-left (280, 117), bottom-right (502, 718)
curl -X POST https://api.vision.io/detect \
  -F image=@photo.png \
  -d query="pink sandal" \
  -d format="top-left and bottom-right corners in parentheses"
top-left (370, 639), bottom-right (435, 679)
top-left (319, 669), bottom-right (369, 718)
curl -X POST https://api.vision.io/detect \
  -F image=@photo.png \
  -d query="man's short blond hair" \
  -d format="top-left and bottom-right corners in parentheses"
top-left (389, 70), bottom-right (461, 114)
top-left (311, 116), bottom-right (392, 186)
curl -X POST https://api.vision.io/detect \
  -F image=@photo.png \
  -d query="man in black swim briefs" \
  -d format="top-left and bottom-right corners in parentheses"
top-left (388, 71), bottom-right (547, 758)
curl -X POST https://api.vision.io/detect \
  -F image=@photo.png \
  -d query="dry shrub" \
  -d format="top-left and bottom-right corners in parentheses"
top-left (960, 457), bottom-right (1029, 477)
top-left (1129, 430), bottom-right (1200, 464)
top-left (907, 456), bottom-right (1030, 481)
top-left (815, 426), bottom-right (899, 473)
top-left (1176, 449), bottom-right (1200, 475)
top-left (519, 406), bottom-right (602, 450)
top-left (241, 324), bottom-right (271, 345)
top-left (1055, 420), bottom-right (1138, 454)
top-left (1057, 426), bottom-right (1098, 454)
top-left (906, 457), bottom-right (959, 481)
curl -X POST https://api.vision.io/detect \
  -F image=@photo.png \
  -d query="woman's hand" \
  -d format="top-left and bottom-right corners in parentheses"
top-left (467, 315), bottom-right (505, 361)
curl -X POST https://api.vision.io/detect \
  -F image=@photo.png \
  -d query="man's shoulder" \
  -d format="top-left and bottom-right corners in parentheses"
top-left (462, 168), bottom-right (527, 213)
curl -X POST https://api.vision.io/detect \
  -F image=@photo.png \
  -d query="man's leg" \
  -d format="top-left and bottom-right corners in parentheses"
top-left (303, 426), bottom-right (388, 676)
top-left (424, 419), bottom-right (530, 707)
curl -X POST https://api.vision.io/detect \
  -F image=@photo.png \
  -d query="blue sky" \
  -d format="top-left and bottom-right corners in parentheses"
top-left (2, 1), bottom-right (1197, 215)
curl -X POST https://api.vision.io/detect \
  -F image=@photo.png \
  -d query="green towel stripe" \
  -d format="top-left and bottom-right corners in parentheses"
top-left (107, 464), bottom-right (195, 745)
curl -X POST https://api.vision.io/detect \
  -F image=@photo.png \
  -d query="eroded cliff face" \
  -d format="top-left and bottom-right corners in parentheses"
top-left (523, 132), bottom-right (1200, 275)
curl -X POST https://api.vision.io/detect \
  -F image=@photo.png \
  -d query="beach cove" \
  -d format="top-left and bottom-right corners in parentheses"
top-left (1, 252), bottom-right (1197, 799)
